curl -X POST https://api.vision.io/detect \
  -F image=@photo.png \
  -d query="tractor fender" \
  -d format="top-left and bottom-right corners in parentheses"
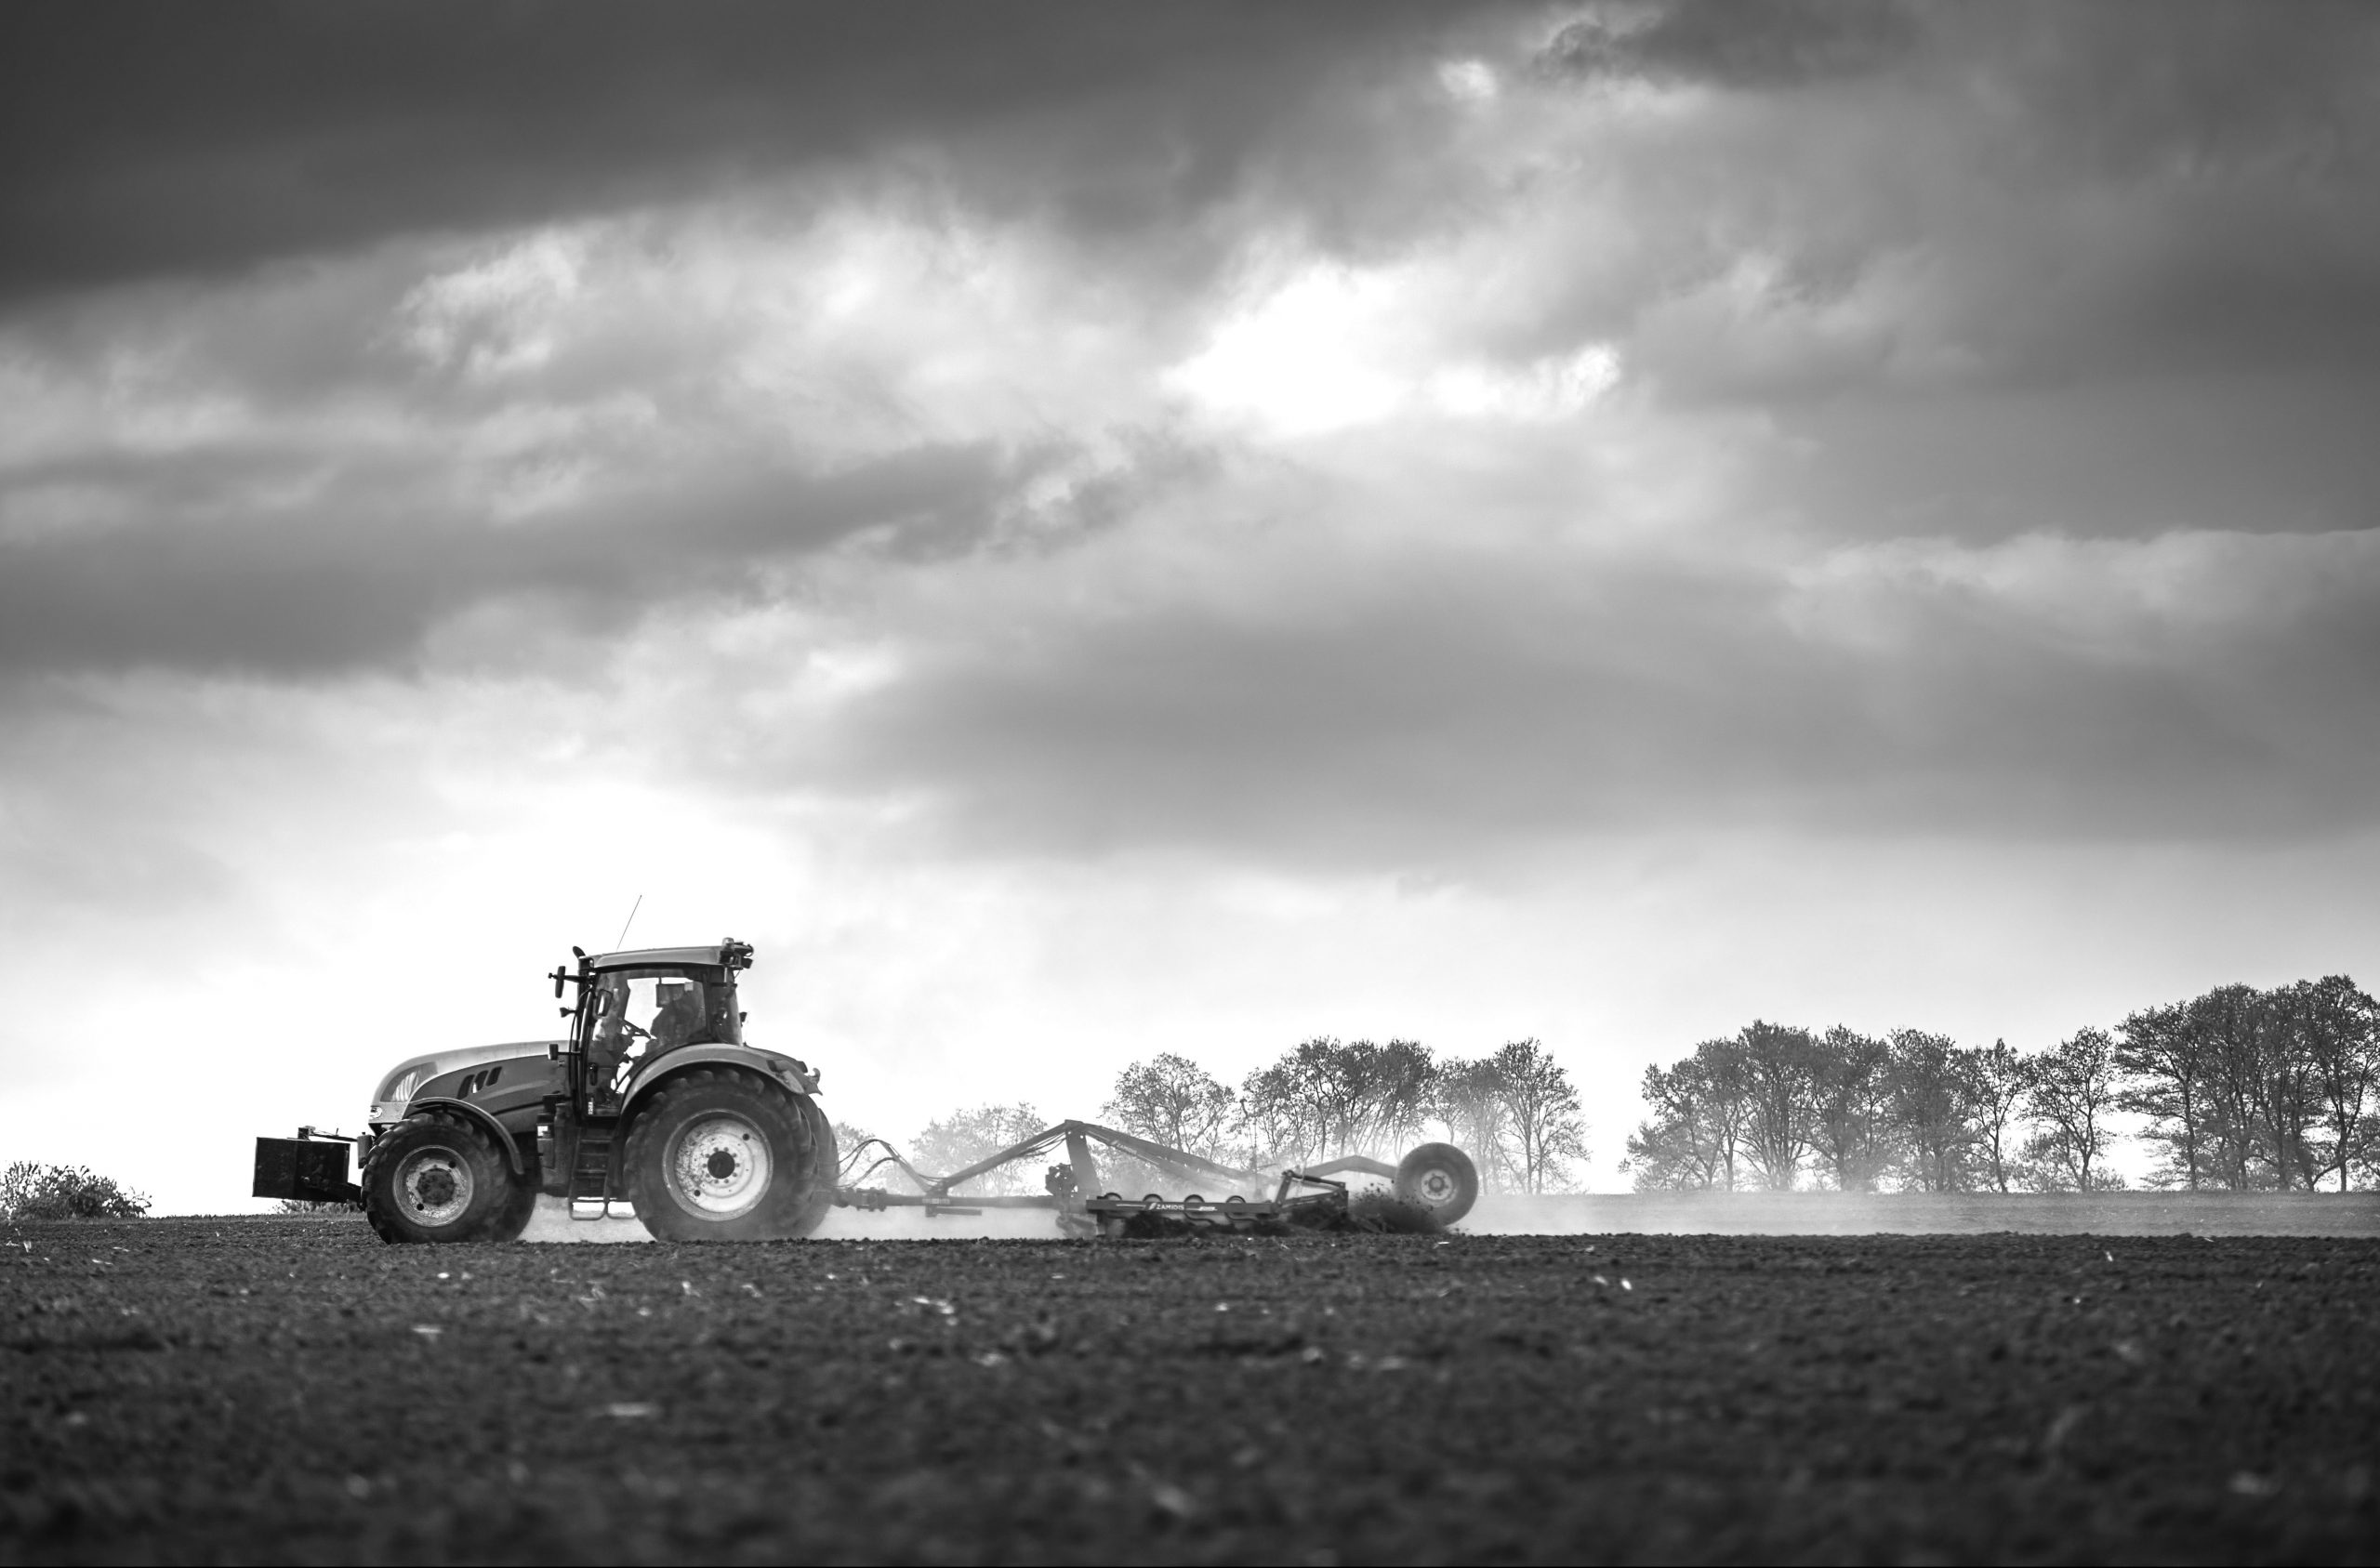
top-left (402, 1097), bottom-right (529, 1177)
top-left (618, 1047), bottom-right (817, 1122)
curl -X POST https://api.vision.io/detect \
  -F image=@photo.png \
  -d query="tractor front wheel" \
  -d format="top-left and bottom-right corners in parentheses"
top-left (1394, 1141), bottom-right (1481, 1225)
top-left (623, 1069), bottom-right (826, 1242)
top-left (363, 1112), bottom-right (533, 1245)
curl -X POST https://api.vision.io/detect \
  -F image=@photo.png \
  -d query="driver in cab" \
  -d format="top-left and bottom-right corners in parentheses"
top-left (586, 975), bottom-right (635, 1099)
top-left (649, 981), bottom-right (709, 1054)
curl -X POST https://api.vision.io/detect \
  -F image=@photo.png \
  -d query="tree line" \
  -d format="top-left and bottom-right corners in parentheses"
top-left (1624, 975), bottom-right (2380, 1192)
top-left (887, 1035), bottom-right (1592, 1196)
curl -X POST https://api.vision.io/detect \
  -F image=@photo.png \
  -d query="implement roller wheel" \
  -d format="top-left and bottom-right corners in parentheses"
top-left (1395, 1142), bottom-right (1480, 1225)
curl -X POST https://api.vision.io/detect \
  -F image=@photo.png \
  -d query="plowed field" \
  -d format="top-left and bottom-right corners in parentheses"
top-left (6, 1218), bottom-right (2377, 1564)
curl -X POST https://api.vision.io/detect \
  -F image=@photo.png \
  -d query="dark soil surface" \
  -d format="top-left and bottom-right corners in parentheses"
top-left (5, 1219), bottom-right (2378, 1564)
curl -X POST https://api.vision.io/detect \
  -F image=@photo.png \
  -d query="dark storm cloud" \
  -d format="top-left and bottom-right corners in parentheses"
top-left (1505, 1), bottom-right (2380, 408)
top-left (8, 0), bottom-right (2380, 863)
top-left (1778, 376), bottom-right (2380, 547)
top-left (0, 0), bottom-right (1463, 310)
top-left (803, 537), bottom-right (2380, 858)
top-left (1537, 0), bottom-right (1922, 89)
top-left (0, 440), bottom-right (1034, 675)
top-left (1921, 1), bottom-right (2380, 391)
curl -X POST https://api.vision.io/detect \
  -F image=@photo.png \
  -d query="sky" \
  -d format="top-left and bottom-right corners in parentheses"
top-left (5, 1), bottom-right (2379, 1210)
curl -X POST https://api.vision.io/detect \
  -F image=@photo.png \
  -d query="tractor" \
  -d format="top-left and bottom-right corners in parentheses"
top-left (255, 939), bottom-right (837, 1243)
top-left (254, 937), bottom-right (1483, 1242)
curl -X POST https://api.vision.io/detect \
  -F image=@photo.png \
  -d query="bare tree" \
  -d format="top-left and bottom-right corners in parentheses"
top-left (1885, 1030), bottom-right (1978, 1192)
top-left (2295, 975), bottom-right (2380, 1192)
top-left (2188, 984), bottom-right (2269, 1190)
top-left (2254, 983), bottom-right (2328, 1190)
top-left (1360, 1038), bottom-right (1439, 1151)
top-left (1435, 1055), bottom-right (1519, 1191)
top-left (1237, 1053), bottom-right (1321, 1167)
top-left (1736, 1021), bottom-right (1818, 1190)
top-left (1623, 1049), bottom-right (1742, 1191)
top-left (1239, 1037), bottom-right (1437, 1165)
top-left (1971, 1039), bottom-right (2030, 1193)
top-left (2123, 980), bottom-right (2376, 1192)
top-left (1808, 1025), bottom-right (1896, 1191)
top-left (1104, 1054), bottom-right (1237, 1163)
top-left (2116, 1000), bottom-right (2214, 1189)
top-left (908, 1103), bottom-right (1048, 1195)
top-left (1489, 1038), bottom-right (1591, 1194)
top-left (2023, 1029), bottom-right (2122, 1191)
top-left (1698, 1034), bottom-right (1752, 1188)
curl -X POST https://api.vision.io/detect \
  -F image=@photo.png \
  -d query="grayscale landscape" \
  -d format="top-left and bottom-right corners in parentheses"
top-left (5, 2), bottom-right (2379, 1562)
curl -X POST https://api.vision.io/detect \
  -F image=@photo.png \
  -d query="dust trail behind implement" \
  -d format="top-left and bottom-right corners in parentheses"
top-left (518, 1191), bottom-right (2380, 1241)
top-left (1461, 1191), bottom-right (2380, 1237)
top-left (516, 1196), bottom-right (1073, 1243)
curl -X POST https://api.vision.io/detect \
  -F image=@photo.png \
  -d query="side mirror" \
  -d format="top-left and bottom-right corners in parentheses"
top-left (549, 967), bottom-right (567, 998)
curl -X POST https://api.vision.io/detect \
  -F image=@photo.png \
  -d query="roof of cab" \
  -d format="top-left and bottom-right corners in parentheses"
top-left (588, 943), bottom-right (741, 972)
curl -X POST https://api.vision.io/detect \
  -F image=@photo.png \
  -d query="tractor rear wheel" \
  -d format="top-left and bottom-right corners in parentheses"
top-left (1395, 1141), bottom-right (1480, 1224)
top-left (795, 1098), bottom-right (840, 1234)
top-left (363, 1112), bottom-right (532, 1245)
top-left (623, 1068), bottom-right (826, 1241)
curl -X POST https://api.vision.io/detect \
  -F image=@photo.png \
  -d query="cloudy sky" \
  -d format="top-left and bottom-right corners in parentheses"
top-left (6, 1), bottom-right (2378, 1209)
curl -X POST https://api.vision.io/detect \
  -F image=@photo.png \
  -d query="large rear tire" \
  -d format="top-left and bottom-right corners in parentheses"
top-left (363, 1112), bottom-right (531, 1245)
top-left (794, 1098), bottom-right (839, 1235)
top-left (1395, 1141), bottom-right (1480, 1225)
top-left (623, 1068), bottom-right (826, 1241)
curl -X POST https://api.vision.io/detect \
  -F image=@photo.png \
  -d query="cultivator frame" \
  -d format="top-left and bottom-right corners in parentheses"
top-left (832, 1117), bottom-right (1459, 1237)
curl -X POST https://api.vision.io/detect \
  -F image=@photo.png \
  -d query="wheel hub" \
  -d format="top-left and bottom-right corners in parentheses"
top-left (1413, 1166), bottom-right (1458, 1206)
top-left (669, 1113), bottom-right (773, 1218)
top-left (400, 1148), bottom-right (473, 1226)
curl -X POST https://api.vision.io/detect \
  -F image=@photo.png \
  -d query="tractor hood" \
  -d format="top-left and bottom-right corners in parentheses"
top-left (370, 1040), bottom-right (562, 1128)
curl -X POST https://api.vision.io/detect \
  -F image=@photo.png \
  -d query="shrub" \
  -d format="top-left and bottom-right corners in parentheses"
top-left (1, 1161), bottom-right (152, 1220)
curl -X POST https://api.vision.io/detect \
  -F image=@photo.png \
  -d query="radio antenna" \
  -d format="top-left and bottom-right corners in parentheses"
top-left (614, 893), bottom-right (642, 952)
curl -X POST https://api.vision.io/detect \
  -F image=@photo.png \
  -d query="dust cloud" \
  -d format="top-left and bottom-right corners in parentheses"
top-left (513, 1191), bottom-right (2380, 1243)
top-left (515, 1195), bottom-right (1074, 1243)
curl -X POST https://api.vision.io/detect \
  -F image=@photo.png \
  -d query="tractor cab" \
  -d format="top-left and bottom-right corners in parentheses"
top-left (566, 942), bottom-right (752, 1110)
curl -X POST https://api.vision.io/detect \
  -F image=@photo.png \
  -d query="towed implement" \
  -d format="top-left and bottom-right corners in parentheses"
top-left (837, 1121), bottom-right (1479, 1235)
top-left (254, 939), bottom-right (1478, 1242)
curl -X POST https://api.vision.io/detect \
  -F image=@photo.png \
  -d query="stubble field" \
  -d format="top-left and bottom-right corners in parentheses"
top-left (5, 1217), bottom-right (2378, 1564)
